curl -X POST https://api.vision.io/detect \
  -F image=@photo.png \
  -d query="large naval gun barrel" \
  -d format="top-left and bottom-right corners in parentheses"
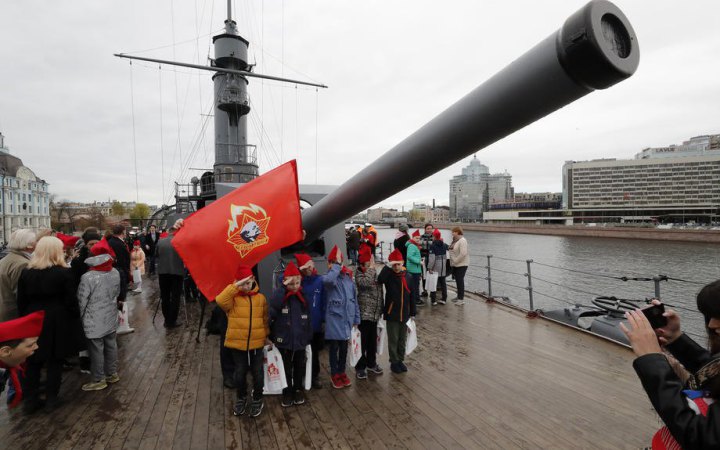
top-left (302, 0), bottom-right (639, 238)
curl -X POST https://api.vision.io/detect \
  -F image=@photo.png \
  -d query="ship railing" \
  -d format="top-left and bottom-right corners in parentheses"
top-left (375, 241), bottom-right (709, 342)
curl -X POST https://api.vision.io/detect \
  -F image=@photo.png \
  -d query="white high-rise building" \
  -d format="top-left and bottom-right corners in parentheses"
top-left (0, 132), bottom-right (51, 244)
top-left (449, 156), bottom-right (513, 220)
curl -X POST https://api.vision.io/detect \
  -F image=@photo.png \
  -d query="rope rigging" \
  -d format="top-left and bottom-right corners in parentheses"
top-left (129, 61), bottom-right (139, 203)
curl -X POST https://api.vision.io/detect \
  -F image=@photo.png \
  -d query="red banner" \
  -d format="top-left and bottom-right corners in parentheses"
top-left (172, 161), bottom-right (303, 300)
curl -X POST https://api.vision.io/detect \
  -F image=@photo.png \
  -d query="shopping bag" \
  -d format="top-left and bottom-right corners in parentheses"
top-left (117, 301), bottom-right (134, 335)
top-left (376, 318), bottom-right (386, 355)
top-left (405, 318), bottom-right (418, 355)
top-left (263, 345), bottom-right (287, 395)
top-left (348, 327), bottom-right (362, 367)
top-left (132, 268), bottom-right (141, 284)
top-left (424, 272), bottom-right (438, 292)
top-left (304, 344), bottom-right (312, 391)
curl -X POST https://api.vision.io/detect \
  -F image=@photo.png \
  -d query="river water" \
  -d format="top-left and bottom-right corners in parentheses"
top-left (374, 227), bottom-right (720, 339)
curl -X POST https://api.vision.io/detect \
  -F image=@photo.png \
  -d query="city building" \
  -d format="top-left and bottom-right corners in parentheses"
top-left (367, 207), bottom-right (404, 223)
top-left (409, 202), bottom-right (450, 224)
top-left (634, 134), bottom-right (720, 160)
top-left (0, 132), bottom-right (51, 244)
top-left (449, 156), bottom-right (513, 221)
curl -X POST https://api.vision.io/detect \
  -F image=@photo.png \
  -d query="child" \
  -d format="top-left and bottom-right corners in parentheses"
top-left (294, 253), bottom-right (325, 389)
top-left (130, 240), bottom-right (145, 293)
top-left (377, 249), bottom-right (416, 374)
top-left (0, 311), bottom-right (44, 408)
top-left (354, 245), bottom-right (384, 379)
top-left (269, 262), bottom-right (313, 407)
top-left (216, 265), bottom-right (269, 418)
top-left (427, 229), bottom-right (449, 305)
top-left (323, 245), bottom-right (360, 389)
top-left (77, 238), bottom-right (122, 391)
top-left (405, 230), bottom-right (423, 306)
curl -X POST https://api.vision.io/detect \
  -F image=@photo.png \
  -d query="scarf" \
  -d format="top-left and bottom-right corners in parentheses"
top-left (408, 240), bottom-right (420, 249)
top-left (284, 290), bottom-right (306, 306)
top-left (396, 270), bottom-right (411, 292)
top-left (0, 362), bottom-right (24, 409)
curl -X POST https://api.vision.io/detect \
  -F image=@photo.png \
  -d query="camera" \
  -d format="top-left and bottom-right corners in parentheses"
top-left (642, 303), bottom-right (668, 329)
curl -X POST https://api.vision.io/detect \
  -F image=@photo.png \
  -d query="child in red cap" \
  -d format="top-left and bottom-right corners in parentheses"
top-left (323, 245), bottom-right (360, 389)
top-left (377, 249), bottom-right (415, 374)
top-left (354, 245), bottom-right (384, 379)
top-left (268, 262), bottom-right (313, 407)
top-left (130, 239), bottom-right (145, 294)
top-left (0, 311), bottom-right (44, 408)
top-left (216, 265), bottom-right (269, 418)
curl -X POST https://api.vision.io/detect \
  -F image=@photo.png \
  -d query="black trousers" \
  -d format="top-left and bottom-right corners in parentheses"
top-left (453, 266), bottom-right (468, 299)
top-left (25, 357), bottom-right (63, 402)
top-left (356, 320), bottom-right (377, 370)
top-left (159, 274), bottom-right (183, 325)
top-left (231, 348), bottom-right (264, 400)
top-left (219, 311), bottom-right (235, 379)
top-left (280, 348), bottom-right (306, 395)
top-left (311, 332), bottom-right (324, 380)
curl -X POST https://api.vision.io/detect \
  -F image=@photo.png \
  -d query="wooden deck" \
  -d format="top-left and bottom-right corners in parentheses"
top-left (0, 277), bottom-right (660, 449)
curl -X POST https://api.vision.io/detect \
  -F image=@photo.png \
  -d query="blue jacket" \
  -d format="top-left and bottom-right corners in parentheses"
top-left (268, 288), bottom-right (313, 351)
top-left (302, 273), bottom-right (325, 333)
top-left (405, 241), bottom-right (422, 274)
top-left (323, 264), bottom-right (360, 340)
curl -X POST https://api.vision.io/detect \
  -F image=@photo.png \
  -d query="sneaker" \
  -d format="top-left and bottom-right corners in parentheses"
top-left (132, 288), bottom-right (142, 293)
top-left (311, 377), bottom-right (322, 389)
top-left (340, 373), bottom-right (352, 387)
top-left (233, 397), bottom-right (247, 416)
top-left (82, 380), bottom-right (108, 391)
top-left (293, 390), bottom-right (305, 405)
top-left (450, 296), bottom-right (460, 302)
top-left (455, 300), bottom-right (465, 306)
top-left (399, 362), bottom-right (408, 372)
top-left (367, 364), bottom-right (383, 375)
top-left (390, 362), bottom-right (403, 374)
top-left (431, 300), bottom-right (438, 306)
top-left (331, 374), bottom-right (344, 389)
top-left (105, 373), bottom-right (120, 384)
top-left (421, 291), bottom-right (428, 298)
top-left (356, 369), bottom-right (368, 380)
top-left (249, 399), bottom-right (264, 417)
top-left (438, 299), bottom-right (447, 305)
top-left (281, 393), bottom-right (294, 408)
top-left (79, 356), bottom-right (91, 374)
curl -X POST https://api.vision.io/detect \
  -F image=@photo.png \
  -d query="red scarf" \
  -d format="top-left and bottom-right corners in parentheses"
top-left (284, 290), bottom-right (306, 306)
top-left (408, 240), bottom-right (420, 249)
top-left (396, 270), bottom-right (411, 292)
top-left (0, 361), bottom-right (24, 409)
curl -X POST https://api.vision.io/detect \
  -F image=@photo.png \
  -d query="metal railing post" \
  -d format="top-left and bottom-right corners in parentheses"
top-left (652, 275), bottom-right (666, 300)
top-left (487, 255), bottom-right (493, 298)
top-left (526, 259), bottom-right (534, 311)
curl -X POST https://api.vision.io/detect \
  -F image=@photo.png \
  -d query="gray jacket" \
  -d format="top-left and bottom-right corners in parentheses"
top-left (77, 255), bottom-right (121, 339)
top-left (156, 235), bottom-right (185, 276)
top-left (0, 250), bottom-right (30, 321)
top-left (354, 267), bottom-right (383, 322)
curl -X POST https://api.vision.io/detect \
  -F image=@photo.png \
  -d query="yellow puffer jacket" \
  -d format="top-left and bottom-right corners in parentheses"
top-left (215, 283), bottom-right (269, 351)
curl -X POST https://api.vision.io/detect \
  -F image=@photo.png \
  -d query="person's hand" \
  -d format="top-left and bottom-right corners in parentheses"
top-left (650, 299), bottom-right (682, 345)
top-left (428, 270), bottom-right (434, 274)
top-left (620, 309), bottom-right (662, 357)
top-left (265, 338), bottom-right (273, 348)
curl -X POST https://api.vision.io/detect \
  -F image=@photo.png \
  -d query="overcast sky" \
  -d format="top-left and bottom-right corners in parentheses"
top-left (1, 1), bottom-right (718, 211)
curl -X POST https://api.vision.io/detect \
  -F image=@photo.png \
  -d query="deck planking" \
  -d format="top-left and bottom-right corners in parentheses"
top-left (0, 275), bottom-right (661, 449)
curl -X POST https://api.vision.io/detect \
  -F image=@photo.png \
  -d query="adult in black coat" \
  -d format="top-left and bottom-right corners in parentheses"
top-left (107, 224), bottom-right (131, 302)
top-left (17, 236), bottom-right (82, 412)
top-left (622, 281), bottom-right (720, 449)
top-left (144, 224), bottom-right (160, 275)
top-left (393, 223), bottom-right (410, 264)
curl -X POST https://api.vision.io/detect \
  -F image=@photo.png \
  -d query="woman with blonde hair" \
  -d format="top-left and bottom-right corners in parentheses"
top-left (17, 236), bottom-right (81, 413)
top-left (448, 226), bottom-right (469, 305)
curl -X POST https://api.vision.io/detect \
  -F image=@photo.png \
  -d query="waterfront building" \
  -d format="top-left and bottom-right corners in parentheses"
top-left (449, 156), bottom-right (513, 221)
top-left (367, 207), bottom-right (403, 223)
top-left (409, 203), bottom-right (450, 224)
top-left (0, 132), bottom-right (51, 244)
top-left (634, 134), bottom-right (720, 160)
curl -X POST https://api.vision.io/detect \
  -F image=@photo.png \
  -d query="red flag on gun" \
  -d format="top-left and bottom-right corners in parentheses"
top-left (171, 161), bottom-right (303, 301)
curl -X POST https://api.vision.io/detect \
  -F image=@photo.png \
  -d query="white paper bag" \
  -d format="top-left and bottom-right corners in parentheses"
top-left (348, 327), bottom-right (362, 367)
top-left (117, 301), bottom-right (134, 335)
top-left (376, 318), bottom-right (386, 356)
top-left (424, 272), bottom-right (438, 292)
top-left (263, 345), bottom-right (287, 395)
top-left (304, 345), bottom-right (312, 391)
top-left (405, 318), bottom-right (418, 356)
top-left (132, 268), bottom-right (141, 284)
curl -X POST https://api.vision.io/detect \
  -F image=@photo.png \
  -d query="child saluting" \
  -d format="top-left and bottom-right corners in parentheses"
top-left (269, 262), bottom-right (313, 407)
top-left (216, 265), bottom-right (269, 418)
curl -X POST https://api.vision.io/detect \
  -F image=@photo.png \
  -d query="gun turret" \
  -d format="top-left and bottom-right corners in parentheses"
top-left (302, 0), bottom-right (639, 238)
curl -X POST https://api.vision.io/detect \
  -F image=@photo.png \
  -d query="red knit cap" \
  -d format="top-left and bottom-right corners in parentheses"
top-left (234, 265), bottom-right (254, 284)
top-left (0, 311), bottom-right (45, 343)
top-left (91, 238), bottom-right (116, 258)
top-left (133, 240), bottom-right (141, 246)
top-left (412, 229), bottom-right (421, 238)
top-left (388, 248), bottom-right (404, 265)
top-left (358, 245), bottom-right (372, 264)
top-left (433, 229), bottom-right (442, 239)
top-left (282, 262), bottom-right (302, 285)
top-left (327, 245), bottom-right (342, 263)
top-left (56, 233), bottom-right (80, 249)
top-left (294, 253), bottom-right (313, 270)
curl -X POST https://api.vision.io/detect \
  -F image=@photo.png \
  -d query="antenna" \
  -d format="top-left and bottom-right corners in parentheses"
top-left (227, 0), bottom-right (232, 22)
